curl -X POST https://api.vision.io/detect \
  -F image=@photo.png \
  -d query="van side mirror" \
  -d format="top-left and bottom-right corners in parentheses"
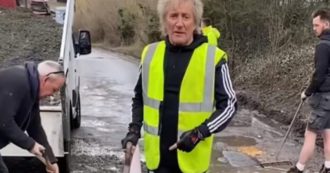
top-left (78, 30), bottom-right (91, 55)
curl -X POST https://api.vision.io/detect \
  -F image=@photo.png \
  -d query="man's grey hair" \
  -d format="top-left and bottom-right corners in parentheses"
top-left (37, 60), bottom-right (64, 78)
top-left (157, 0), bottom-right (203, 35)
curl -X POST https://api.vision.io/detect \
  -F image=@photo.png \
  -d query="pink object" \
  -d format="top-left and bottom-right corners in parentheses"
top-left (0, 0), bottom-right (16, 9)
top-left (130, 145), bottom-right (142, 173)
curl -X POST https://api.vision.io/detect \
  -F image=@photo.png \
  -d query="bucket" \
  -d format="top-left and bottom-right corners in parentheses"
top-left (55, 6), bottom-right (66, 25)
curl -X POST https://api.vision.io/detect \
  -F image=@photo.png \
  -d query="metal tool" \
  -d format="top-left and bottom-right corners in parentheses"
top-left (275, 99), bottom-right (304, 160)
top-left (260, 99), bottom-right (304, 168)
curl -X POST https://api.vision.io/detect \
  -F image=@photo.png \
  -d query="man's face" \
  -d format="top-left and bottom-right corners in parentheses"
top-left (313, 16), bottom-right (330, 37)
top-left (39, 76), bottom-right (65, 99)
top-left (165, 0), bottom-right (196, 46)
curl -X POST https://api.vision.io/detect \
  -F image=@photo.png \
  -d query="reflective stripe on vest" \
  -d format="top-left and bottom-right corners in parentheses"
top-left (141, 41), bottom-right (226, 172)
top-left (143, 123), bottom-right (158, 136)
top-left (143, 45), bottom-right (216, 113)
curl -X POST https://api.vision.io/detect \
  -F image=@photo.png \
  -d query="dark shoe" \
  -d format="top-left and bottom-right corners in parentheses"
top-left (319, 164), bottom-right (330, 173)
top-left (287, 166), bottom-right (303, 173)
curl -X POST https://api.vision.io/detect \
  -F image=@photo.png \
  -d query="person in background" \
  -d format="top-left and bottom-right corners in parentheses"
top-left (288, 8), bottom-right (330, 173)
top-left (201, 17), bottom-right (221, 47)
top-left (0, 60), bottom-right (65, 173)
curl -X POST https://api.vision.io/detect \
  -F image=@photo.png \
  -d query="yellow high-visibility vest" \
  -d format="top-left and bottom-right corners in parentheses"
top-left (141, 41), bottom-right (227, 173)
top-left (202, 26), bottom-right (221, 46)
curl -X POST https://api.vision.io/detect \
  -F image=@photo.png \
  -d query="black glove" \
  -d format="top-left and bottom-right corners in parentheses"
top-left (121, 124), bottom-right (141, 149)
top-left (177, 127), bottom-right (205, 152)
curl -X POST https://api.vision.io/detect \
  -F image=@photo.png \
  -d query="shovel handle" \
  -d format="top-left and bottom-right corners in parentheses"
top-left (36, 152), bottom-right (51, 167)
top-left (275, 100), bottom-right (304, 160)
top-left (36, 155), bottom-right (47, 165)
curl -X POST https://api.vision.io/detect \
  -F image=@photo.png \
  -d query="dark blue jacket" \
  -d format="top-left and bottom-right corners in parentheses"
top-left (306, 30), bottom-right (330, 95)
top-left (0, 62), bottom-right (56, 163)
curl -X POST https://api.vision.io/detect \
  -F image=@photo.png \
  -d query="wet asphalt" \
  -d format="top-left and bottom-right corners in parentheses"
top-left (70, 49), bottom-right (139, 173)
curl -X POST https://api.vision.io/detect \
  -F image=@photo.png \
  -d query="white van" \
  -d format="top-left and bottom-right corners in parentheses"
top-left (1, 0), bottom-right (91, 172)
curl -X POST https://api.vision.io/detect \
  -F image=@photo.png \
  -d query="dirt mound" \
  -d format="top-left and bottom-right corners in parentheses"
top-left (0, 7), bottom-right (61, 68)
top-left (234, 44), bottom-right (315, 134)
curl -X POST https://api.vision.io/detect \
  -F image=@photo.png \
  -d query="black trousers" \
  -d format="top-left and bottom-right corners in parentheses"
top-left (0, 154), bottom-right (9, 173)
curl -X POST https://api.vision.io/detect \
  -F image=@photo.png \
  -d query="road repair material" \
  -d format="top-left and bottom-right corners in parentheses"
top-left (260, 100), bottom-right (304, 168)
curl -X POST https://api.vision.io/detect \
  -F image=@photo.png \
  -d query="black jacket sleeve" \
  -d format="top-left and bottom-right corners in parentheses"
top-left (0, 83), bottom-right (35, 150)
top-left (198, 59), bottom-right (237, 137)
top-left (305, 43), bottom-right (330, 96)
top-left (27, 103), bottom-right (57, 164)
top-left (129, 72), bottom-right (143, 131)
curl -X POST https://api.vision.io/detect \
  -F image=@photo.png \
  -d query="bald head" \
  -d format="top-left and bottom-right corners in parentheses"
top-left (37, 60), bottom-right (65, 99)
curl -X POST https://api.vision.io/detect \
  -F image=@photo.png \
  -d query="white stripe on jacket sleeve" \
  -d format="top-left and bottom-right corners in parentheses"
top-left (207, 64), bottom-right (237, 133)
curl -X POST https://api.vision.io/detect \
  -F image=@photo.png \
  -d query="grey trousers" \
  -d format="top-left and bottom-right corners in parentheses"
top-left (308, 92), bottom-right (330, 131)
top-left (0, 154), bottom-right (9, 173)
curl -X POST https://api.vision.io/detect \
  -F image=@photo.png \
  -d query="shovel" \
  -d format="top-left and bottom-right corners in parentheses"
top-left (260, 99), bottom-right (304, 168)
top-left (275, 100), bottom-right (304, 160)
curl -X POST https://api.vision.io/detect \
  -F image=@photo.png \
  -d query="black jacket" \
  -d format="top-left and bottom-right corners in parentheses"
top-left (129, 35), bottom-right (237, 169)
top-left (0, 62), bottom-right (56, 163)
top-left (306, 30), bottom-right (330, 95)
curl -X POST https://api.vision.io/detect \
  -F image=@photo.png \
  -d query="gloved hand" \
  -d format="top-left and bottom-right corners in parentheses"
top-left (176, 127), bottom-right (205, 152)
top-left (121, 125), bottom-right (140, 149)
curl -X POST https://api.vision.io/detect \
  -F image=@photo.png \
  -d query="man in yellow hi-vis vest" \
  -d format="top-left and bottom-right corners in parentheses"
top-left (121, 0), bottom-right (237, 172)
top-left (201, 18), bottom-right (221, 46)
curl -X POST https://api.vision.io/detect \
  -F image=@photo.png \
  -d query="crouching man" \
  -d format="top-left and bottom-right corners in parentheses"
top-left (0, 60), bottom-right (65, 173)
